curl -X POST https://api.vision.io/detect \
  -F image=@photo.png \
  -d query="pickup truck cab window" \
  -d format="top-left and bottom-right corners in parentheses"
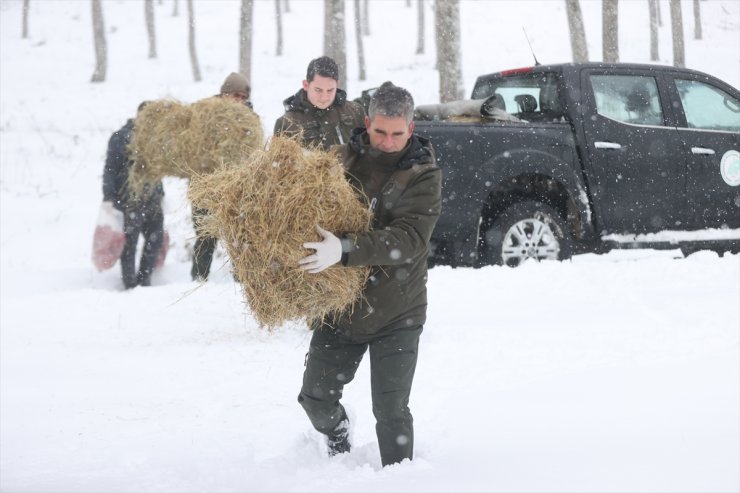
top-left (673, 79), bottom-right (740, 132)
top-left (590, 75), bottom-right (664, 126)
top-left (471, 72), bottom-right (565, 122)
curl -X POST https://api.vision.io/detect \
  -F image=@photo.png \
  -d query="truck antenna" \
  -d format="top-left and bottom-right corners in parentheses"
top-left (522, 27), bottom-right (541, 66)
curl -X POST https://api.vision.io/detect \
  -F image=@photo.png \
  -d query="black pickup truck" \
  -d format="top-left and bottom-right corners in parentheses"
top-left (411, 62), bottom-right (740, 267)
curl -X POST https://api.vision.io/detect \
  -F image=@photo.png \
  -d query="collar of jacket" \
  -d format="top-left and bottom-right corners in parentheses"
top-left (348, 127), bottom-right (434, 170)
top-left (282, 87), bottom-right (348, 113)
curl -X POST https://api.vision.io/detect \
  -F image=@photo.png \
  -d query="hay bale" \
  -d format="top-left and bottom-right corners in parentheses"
top-left (188, 136), bottom-right (372, 329)
top-left (128, 97), bottom-right (264, 197)
top-left (187, 97), bottom-right (264, 173)
top-left (127, 99), bottom-right (191, 195)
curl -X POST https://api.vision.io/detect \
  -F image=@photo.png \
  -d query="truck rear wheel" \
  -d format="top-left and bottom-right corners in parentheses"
top-left (483, 200), bottom-right (572, 267)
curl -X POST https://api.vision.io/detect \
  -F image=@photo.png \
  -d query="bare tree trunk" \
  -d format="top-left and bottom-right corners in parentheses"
top-left (602, 0), bottom-right (619, 63)
top-left (22, 0), bottom-right (30, 38)
top-left (434, 0), bottom-right (440, 69)
top-left (187, 0), bottom-right (201, 81)
top-left (362, 0), bottom-right (370, 36)
top-left (91, 0), bottom-right (107, 82)
top-left (648, 0), bottom-right (659, 61)
top-left (324, 0), bottom-right (347, 90)
top-left (693, 0), bottom-right (702, 39)
top-left (354, 0), bottom-right (366, 80)
top-left (565, 0), bottom-right (588, 62)
top-left (145, 0), bottom-right (157, 58)
top-left (670, 0), bottom-right (685, 67)
top-left (435, 0), bottom-right (464, 102)
top-left (239, 0), bottom-right (254, 84)
top-left (324, 0), bottom-right (331, 55)
top-left (416, 0), bottom-right (425, 55)
top-left (172, 0), bottom-right (179, 17)
top-left (275, 0), bottom-right (283, 56)
top-left (656, 0), bottom-right (662, 26)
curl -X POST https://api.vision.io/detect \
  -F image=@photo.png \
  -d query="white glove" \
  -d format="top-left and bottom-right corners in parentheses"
top-left (299, 225), bottom-right (342, 274)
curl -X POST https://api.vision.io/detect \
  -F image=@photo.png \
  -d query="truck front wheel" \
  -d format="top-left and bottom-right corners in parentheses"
top-left (483, 201), bottom-right (572, 267)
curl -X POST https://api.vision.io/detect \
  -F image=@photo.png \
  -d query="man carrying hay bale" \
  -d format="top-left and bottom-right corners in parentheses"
top-left (187, 136), bottom-right (372, 328)
top-left (101, 101), bottom-right (165, 289)
top-left (273, 56), bottom-right (365, 150)
top-left (296, 82), bottom-right (442, 466)
top-left (191, 72), bottom-right (257, 281)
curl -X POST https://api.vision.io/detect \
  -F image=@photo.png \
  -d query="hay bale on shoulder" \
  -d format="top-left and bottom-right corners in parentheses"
top-left (127, 99), bottom-right (191, 195)
top-left (128, 97), bottom-right (264, 197)
top-left (187, 97), bottom-right (264, 174)
top-left (189, 136), bottom-right (371, 329)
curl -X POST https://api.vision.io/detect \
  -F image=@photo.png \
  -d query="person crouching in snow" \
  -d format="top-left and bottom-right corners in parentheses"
top-left (102, 101), bottom-right (164, 289)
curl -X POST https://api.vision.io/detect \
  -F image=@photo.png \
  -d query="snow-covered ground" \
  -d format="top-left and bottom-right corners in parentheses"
top-left (1, 1), bottom-right (738, 491)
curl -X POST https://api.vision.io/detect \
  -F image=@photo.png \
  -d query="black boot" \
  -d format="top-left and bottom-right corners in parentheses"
top-left (327, 416), bottom-right (351, 456)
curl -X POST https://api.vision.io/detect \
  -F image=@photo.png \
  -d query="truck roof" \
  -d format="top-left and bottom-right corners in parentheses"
top-left (475, 62), bottom-right (718, 83)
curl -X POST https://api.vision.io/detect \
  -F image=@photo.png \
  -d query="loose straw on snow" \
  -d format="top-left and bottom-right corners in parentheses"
top-left (188, 136), bottom-right (372, 329)
top-left (127, 97), bottom-right (264, 197)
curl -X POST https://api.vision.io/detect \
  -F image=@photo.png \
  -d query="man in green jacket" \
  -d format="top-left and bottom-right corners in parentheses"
top-left (297, 82), bottom-right (442, 467)
top-left (273, 56), bottom-right (365, 150)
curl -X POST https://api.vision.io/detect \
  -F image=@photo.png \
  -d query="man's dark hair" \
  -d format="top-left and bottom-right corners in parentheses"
top-left (368, 82), bottom-right (415, 124)
top-left (306, 56), bottom-right (339, 82)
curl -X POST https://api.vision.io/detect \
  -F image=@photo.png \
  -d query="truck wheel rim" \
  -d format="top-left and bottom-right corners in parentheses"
top-left (501, 217), bottom-right (560, 266)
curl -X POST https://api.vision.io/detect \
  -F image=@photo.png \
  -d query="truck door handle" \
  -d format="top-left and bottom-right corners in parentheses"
top-left (594, 141), bottom-right (622, 150)
top-left (691, 147), bottom-right (715, 155)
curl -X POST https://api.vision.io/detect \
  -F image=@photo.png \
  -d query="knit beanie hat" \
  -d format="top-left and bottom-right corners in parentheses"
top-left (220, 72), bottom-right (250, 99)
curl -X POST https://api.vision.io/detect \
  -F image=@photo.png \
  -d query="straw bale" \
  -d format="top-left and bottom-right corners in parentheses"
top-left (127, 99), bottom-right (191, 195)
top-left (188, 136), bottom-right (372, 329)
top-left (187, 97), bottom-right (264, 173)
top-left (128, 97), bottom-right (264, 197)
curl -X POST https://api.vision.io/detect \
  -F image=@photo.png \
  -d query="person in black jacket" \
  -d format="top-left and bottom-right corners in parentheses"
top-left (103, 102), bottom-right (164, 289)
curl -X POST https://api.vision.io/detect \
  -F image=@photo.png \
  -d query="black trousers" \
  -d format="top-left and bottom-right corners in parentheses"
top-left (120, 205), bottom-right (164, 289)
top-left (298, 325), bottom-right (422, 466)
top-left (191, 207), bottom-right (217, 280)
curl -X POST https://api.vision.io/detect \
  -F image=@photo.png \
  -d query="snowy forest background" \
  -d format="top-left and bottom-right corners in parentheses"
top-left (1, 1), bottom-right (739, 492)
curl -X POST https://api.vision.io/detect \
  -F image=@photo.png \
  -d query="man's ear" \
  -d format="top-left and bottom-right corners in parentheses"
top-left (302, 80), bottom-right (309, 91)
top-left (364, 115), bottom-right (371, 129)
top-left (408, 121), bottom-right (415, 134)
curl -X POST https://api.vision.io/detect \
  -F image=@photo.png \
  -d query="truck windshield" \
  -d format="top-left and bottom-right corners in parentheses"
top-left (471, 72), bottom-right (565, 122)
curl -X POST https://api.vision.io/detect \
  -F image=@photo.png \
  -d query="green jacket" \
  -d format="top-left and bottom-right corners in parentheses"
top-left (273, 88), bottom-right (365, 150)
top-left (322, 129), bottom-right (442, 340)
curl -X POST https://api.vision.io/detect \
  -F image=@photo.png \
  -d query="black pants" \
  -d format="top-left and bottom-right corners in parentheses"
top-left (191, 207), bottom-right (217, 281)
top-left (298, 325), bottom-right (422, 466)
top-left (120, 205), bottom-right (164, 289)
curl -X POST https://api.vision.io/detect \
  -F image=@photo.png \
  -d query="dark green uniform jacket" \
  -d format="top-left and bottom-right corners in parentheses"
top-left (273, 88), bottom-right (365, 150)
top-left (323, 128), bottom-right (442, 340)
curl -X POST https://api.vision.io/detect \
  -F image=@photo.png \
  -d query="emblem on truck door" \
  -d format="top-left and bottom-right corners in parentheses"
top-left (720, 150), bottom-right (740, 187)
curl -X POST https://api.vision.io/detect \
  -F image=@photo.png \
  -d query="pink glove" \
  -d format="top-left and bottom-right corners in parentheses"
top-left (299, 225), bottom-right (342, 274)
